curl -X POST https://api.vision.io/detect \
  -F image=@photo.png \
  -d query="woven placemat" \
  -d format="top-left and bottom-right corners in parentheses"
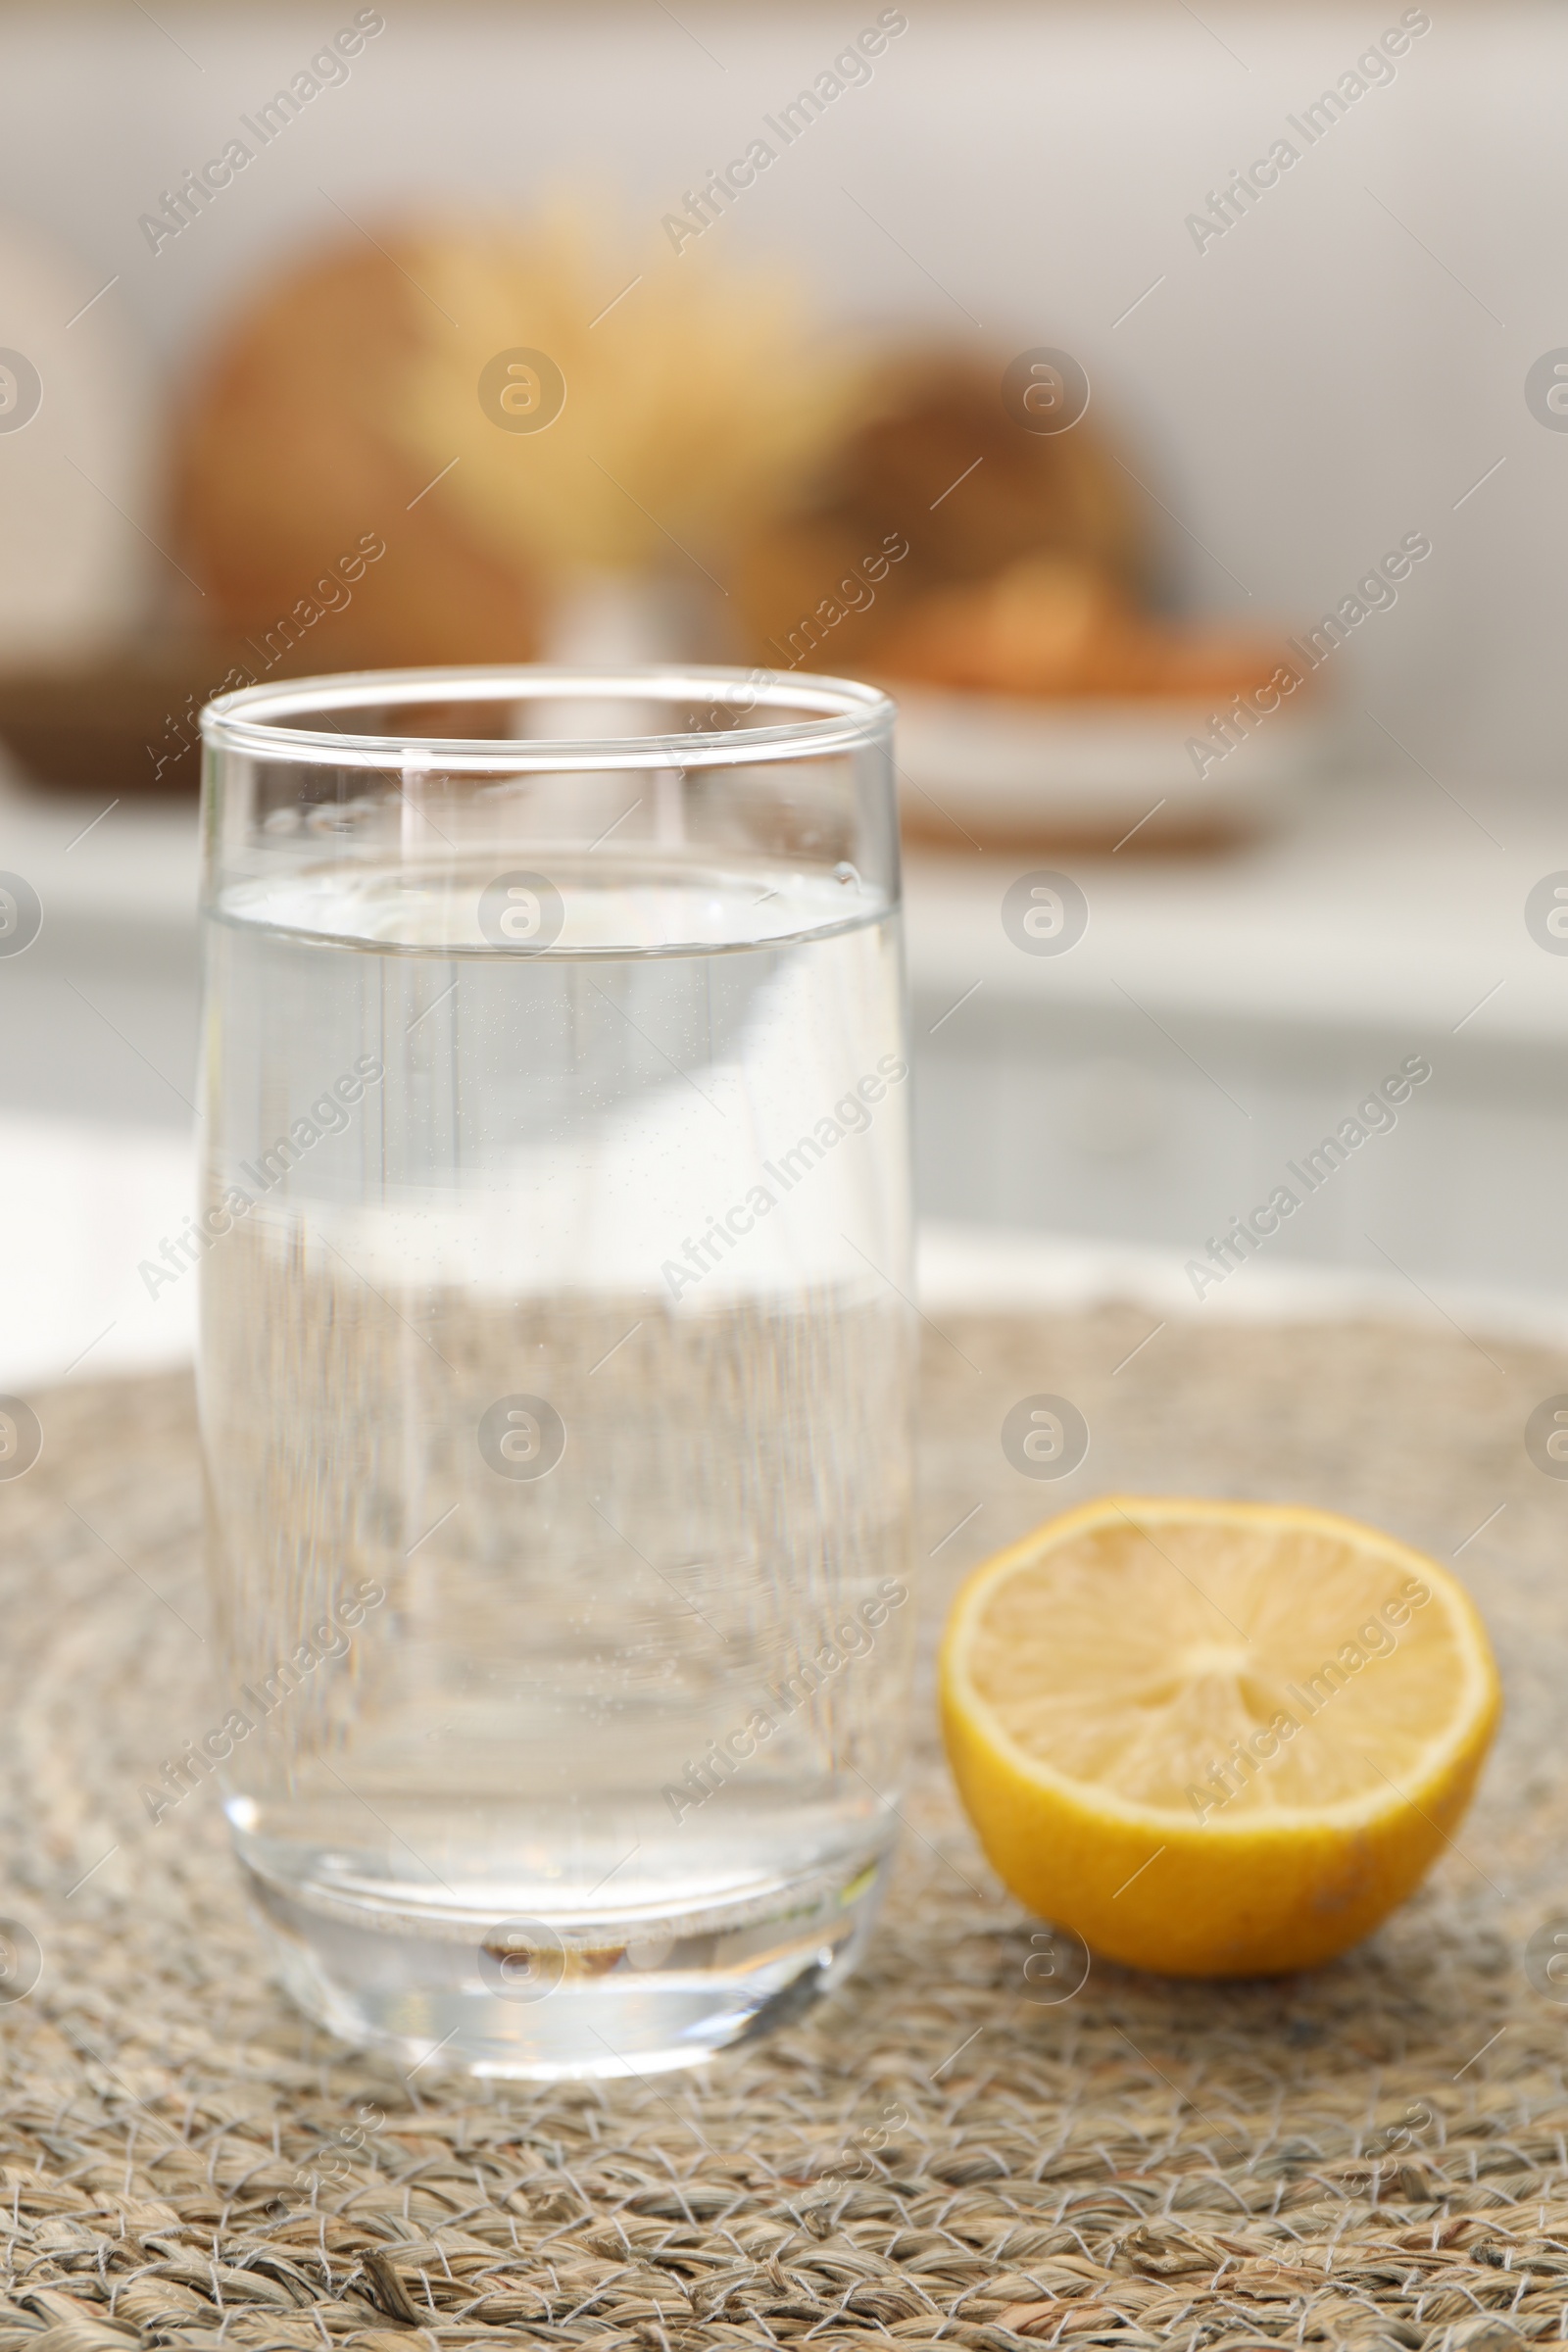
top-left (0, 1301), bottom-right (1566, 2352)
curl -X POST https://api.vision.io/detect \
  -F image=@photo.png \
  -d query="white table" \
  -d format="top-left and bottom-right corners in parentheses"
top-left (3, 763), bottom-right (1566, 1393)
top-left (906, 767), bottom-right (1568, 1298)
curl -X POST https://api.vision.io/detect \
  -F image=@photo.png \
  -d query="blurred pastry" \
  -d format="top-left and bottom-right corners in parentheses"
top-left (729, 349), bottom-right (1148, 676)
top-left (876, 554), bottom-right (1295, 702)
top-left (172, 242), bottom-right (543, 667)
top-left (729, 348), bottom-right (1298, 710)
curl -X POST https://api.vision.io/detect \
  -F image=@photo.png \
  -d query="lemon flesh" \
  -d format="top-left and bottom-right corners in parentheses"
top-left (940, 1496), bottom-right (1500, 1977)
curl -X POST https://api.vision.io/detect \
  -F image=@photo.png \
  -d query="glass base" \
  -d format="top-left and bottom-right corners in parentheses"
top-left (240, 1844), bottom-right (892, 2079)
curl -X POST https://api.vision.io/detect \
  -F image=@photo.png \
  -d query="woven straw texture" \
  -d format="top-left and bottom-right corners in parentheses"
top-left (0, 1301), bottom-right (1565, 2352)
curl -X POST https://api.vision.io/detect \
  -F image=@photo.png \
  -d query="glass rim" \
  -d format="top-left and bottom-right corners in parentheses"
top-left (201, 663), bottom-right (897, 773)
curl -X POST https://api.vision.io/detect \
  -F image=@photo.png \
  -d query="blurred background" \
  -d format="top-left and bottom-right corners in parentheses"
top-left (1, 0), bottom-right (1564, 1391)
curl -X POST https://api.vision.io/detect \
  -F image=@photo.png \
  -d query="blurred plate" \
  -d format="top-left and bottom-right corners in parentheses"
top-left (890, 683), bottom-right (1335, 852)
top-left (0, 216), bottom-right (155, 664)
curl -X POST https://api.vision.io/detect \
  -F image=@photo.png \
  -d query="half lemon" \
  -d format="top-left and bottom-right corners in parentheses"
top-left (940, 1496), bottom-right (1500, 1976)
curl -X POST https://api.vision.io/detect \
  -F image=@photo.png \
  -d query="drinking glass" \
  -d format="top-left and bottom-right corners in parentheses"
top-left (196, 666), bottom-right (915, 2078)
